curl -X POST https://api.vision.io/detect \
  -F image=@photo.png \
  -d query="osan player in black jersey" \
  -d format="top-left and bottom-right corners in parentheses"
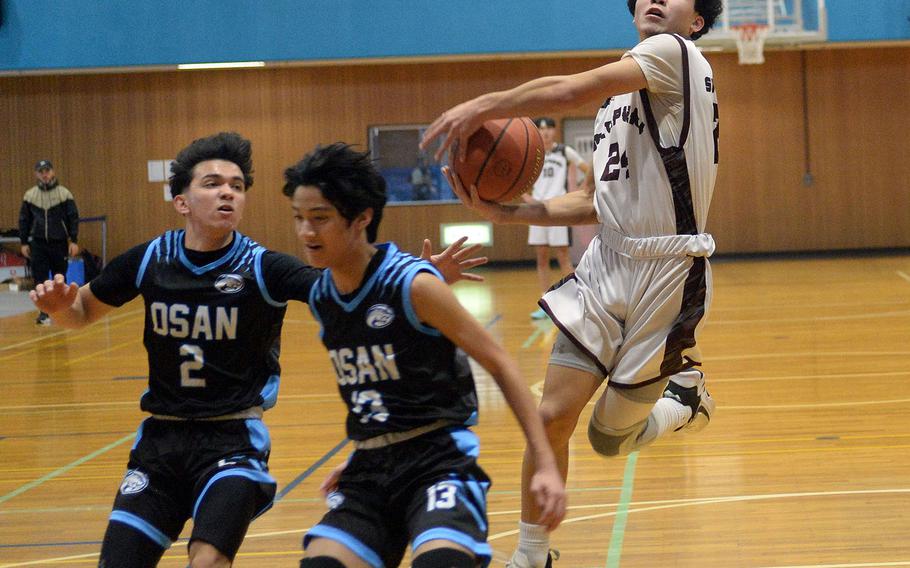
top-left (284, 143), bottom-right (566, 568)
top-left (29, 132), bottom-right (487, 568)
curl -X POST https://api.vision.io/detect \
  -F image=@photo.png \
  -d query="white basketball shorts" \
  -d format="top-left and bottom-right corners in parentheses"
top-left (539, 229), bottom-right (714, 393)
top-left (528, 225), bottom-right (571, 247)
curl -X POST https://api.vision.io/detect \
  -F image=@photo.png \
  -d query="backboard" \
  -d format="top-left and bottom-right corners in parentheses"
top-left (697, 0), bottom-right (827, 50)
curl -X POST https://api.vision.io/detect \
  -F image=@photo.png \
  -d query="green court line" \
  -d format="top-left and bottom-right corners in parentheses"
top-left (606, 451), bottom-right (639, 568)
top-left (0, 433), bottom-right (135, 506)
top-left (521, 327), bottom-right (545, 349)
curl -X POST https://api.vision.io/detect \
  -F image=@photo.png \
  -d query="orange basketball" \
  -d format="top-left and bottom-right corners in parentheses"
top-left (450, 117), bottom-right (545, 203)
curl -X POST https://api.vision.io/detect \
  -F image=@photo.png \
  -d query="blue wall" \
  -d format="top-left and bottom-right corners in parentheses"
top-left (0, 1), bottom-right (907, 72)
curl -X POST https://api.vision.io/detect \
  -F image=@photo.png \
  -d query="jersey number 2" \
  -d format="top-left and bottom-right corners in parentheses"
top-left (179, 344), bottom-right (206, 387)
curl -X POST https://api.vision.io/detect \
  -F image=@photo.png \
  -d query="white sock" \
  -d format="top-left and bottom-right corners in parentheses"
top-left (645, 397), bottom-right (693, 440)
top-left (516, 521), bottom-right (550, 567)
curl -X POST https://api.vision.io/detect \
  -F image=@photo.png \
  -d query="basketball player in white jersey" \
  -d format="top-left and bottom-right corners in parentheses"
top-left (422, 0), bottom-right (724, 566)
top-left (524, 117), bottom-right (590, 320)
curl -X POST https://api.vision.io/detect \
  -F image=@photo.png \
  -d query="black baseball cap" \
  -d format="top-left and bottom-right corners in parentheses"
top-left (534, 117), bottom-right (556, 128)
top-left (35, 160), bottom-right (53, 171)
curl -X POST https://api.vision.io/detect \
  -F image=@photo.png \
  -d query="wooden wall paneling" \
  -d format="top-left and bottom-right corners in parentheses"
top-left (1, 47), bottom-right (908, 264)
top-left (706, 52), bottom-right (814, 253)
top-left (805, 49), bottom-right (910, 250)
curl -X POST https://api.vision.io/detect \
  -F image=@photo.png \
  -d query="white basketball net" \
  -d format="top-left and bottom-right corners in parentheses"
top-left (733, 24), bottom-right (769, 64)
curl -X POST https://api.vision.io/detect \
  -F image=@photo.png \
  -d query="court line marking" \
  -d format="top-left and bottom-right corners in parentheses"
top-left (760, 562), bottom-right (910, 568)
top-left (709, 370), bottom-right (910, 383)
top-left (0, 433), bottom-right (135, 506)
top-left (897, 270), bottom-right (910, 284)
top-left (487, 487), bottom-right (910, 540)
top-left (275, 439), bottom-right (349, 501)
top-left (606, 451), bottom-right (637, 568)
top-left (8, 488), bottom-right (910, 566)
top-left (710, 298), bottom-right (910, 313)
top-left (709, 309), bottom-right (910, 325)
top-left (711, 350), bottom-right (910, 362)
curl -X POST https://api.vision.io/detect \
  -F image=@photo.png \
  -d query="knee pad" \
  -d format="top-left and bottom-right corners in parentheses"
top-left (412, 548), bottom-right (475, 568)
top-left (299, 557), bottom-right (347, 568)
top-left (587, 416), bottom-right (646, 457)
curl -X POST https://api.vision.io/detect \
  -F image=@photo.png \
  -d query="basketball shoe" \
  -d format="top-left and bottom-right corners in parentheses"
top-left (662, 378), bottom-right (715, 432)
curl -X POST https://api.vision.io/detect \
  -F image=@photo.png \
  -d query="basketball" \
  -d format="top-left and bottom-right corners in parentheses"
top-left (450, 117), bottom-right (545, 203)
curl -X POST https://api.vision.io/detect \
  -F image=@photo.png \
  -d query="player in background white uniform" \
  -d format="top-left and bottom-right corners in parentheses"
top-left (421, 0), bottom-right (724, 566)
top-left (524, 117), bottom-right (590, 320)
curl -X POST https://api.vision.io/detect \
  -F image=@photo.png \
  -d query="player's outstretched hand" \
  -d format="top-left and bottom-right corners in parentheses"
top-left (530, 466), bottom-right (567, 532)
top-left (443, 166), bottom-right (504, 223)
top-left (318, 459), bottom-right (349, 498)
top-left (421, 236), bottom-right (488, 284)
top-left (420, 101), bottom-right (485, 162)
top-left (29, 273), bottom-right (79, 315)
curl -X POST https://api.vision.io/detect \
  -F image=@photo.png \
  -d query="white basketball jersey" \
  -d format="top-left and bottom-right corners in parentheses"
top-left (532, 144), bottom-right (583, 201)
top-left (592, 33), bottom-right (719, 238)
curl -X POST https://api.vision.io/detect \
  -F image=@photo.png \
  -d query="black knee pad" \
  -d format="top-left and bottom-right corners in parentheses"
top-left (98, 520), bottom-right (166, 568)
top-left (299, 557), bottom-right (348, 568)
top-left (412, 548), bottom-right (475, 568)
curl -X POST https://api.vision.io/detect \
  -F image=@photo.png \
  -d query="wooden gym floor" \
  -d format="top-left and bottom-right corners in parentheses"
top-left (2, 253), bottom-right (910, 567)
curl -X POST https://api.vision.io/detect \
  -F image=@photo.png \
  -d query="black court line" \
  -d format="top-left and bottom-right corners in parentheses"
top-left (275, 438), bottom-right (350, 502)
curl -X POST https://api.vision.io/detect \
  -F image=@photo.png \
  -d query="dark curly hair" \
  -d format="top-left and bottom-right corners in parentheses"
top-left (626, 0), bottom-right (724, 40)
top-left (169, 132), bottom-right (254, 198)
top-left (282, 143), bottom-right (387, 243)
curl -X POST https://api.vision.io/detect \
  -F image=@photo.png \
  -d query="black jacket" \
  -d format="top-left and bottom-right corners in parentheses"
top-left (19, 182), bottom-right (79, 243)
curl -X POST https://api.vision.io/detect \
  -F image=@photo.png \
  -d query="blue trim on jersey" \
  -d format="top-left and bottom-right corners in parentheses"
top-left (307, 281), bottom-right (326, 339)
top-left (109, 510), bottom-right (172, 549)
top-left (326, 242), bottom-right (398, 313)
top-left (465, 410), bottom-right (478, 426)
top-left (177, 230), bottom-right (244, 275)
top-left (131, 419), bottom-right (146, 450)
top-left (135, 237), bottom-right (161, 288)
top-left (448, 479), bottom-right (490, 532)
top-left (443, 479), bottom-right (488, 533)
top-left (253, 248), bottom-right (287, 308)
top-left (192, 468), bottom-right (277, 520)
top-left (401, 264), bottom-right (443, 336)
top-left (411, 527), bottom-right (492, 560)
top-left (245, 418), bottom-right (271, 453)
top-left (260, 374), bottom-right (280, 410)
top-left (448, 428), bottom-right (480, 458)
top-left (306, 524), bottom-right (384, 568)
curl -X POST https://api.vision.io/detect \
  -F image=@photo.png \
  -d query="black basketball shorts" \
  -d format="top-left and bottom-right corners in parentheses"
top-left (304, 426), bottom-right (492, 568)
top-left (106, 417), bottom-right (276, 559)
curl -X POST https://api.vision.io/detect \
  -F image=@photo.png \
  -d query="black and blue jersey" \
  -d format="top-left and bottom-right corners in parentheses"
top-left (308, 242), bottom-right (478, 441)
top-left (90, 230), bottom-right (319, 418)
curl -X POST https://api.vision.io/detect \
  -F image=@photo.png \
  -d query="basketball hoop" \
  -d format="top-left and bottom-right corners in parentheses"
top-left (732, 23), bottom-right (769, 65)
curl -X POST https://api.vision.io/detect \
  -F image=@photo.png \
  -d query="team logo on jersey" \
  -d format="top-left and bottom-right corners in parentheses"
top-left (214, 274), bottom-right (245, 294)
top-left (365, 304), bottom-right (395, 329)
top-left (325, 491), bottom-right (345, 510)
top-left (119, 469), bottom-right (149, 495)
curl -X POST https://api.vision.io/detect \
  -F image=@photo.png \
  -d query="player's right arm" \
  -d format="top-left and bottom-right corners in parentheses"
top-left (421, 57), bottom-right (646, 161)
top-left (30, 274), bottom-right (114, 328)
top-left (411, 272), bottom-right (567, 531)
top-left (444, 165), bottom-right (598, 227)
top-left (33, 241), bottom-right (149, 328)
